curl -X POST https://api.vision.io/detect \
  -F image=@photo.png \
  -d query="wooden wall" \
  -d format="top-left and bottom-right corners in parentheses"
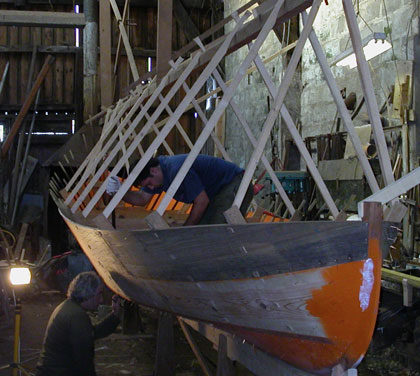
top-left (0, 4), bottom-right (77, 108)
top-left (0, 3), bottom-right (213, 106)
top-left (112, 5), bottom-right (212, 99)
top-left (0, 3), bottom-right (216, 156)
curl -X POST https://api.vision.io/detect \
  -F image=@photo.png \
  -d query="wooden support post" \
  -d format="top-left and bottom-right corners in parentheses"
top-left (154, 311), bottom-right (174, 376)
top-left (170, 61), bottom-right (231, 161)
top-left (0, 61), bottom-right (9, 97)
top-left (402, 278), bottom-right (413, 307)
top-left (302, 11), bottom-right (379, 194)
top-left (1, 55), bottom-right (54, 158)
top-left (109, 0), bottom-right (139, 81)
top-left (178, 318), bottom-right (213, 376)
top-left (13, 223), bottom-right (28, 260)
top-left (0, 228), bottom-right (12, 264)
top-left (182, 318), bottom-right (314, 376)
top-left (332, 364), bottom-right (358, 376)
top-left (99, 0), bottom-right (113, 107)
top-left (157, 0), bottom-right (173, 79)
top-left (217, 334), bottom-right (235, 376)
top-left (342, 0), bottom-right (394, 186)
top-left (113, 0), bottom-right (130, 75)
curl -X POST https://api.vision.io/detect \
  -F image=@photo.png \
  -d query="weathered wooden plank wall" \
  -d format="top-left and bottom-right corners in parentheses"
top-left (0, 4), bottom-right (76, 107)
top-left (0, 2), bottom-right (215, 153)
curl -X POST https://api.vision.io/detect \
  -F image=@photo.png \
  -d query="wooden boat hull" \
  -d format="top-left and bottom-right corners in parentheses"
top-left (57, 200), bottom-right (386, 374)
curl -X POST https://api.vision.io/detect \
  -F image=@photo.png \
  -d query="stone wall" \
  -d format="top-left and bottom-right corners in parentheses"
top-left (223, 0), bottom-right (418, 167)
top-left (223, 0), bottom-right (301, 170)
top-left (301, 0), bottom-right (418, 138)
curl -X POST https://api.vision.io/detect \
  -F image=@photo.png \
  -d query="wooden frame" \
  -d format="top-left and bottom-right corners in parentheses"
top-left (61, 0), bottom-right (399, 229)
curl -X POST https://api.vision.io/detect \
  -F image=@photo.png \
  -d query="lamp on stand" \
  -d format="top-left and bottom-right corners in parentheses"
top-left (0, 265), bottom-right (32, 376)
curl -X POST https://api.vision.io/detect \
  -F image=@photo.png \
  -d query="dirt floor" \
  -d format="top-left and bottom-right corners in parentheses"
top-left (1, 286), bottom-right (420, 376)
top-left (0, 286), bottom-right (253, 376)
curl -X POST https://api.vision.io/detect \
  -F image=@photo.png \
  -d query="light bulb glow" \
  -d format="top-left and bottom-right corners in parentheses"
top-left (10, 267), bottom-right (31, 286)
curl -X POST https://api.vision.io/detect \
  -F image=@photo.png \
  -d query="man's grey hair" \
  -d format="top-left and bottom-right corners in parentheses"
top-left (67, 271), bottom-right (102, 303)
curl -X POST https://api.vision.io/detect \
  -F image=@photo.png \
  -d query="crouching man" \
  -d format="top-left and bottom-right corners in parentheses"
top-left (36, 271), bottom-right (121, 376)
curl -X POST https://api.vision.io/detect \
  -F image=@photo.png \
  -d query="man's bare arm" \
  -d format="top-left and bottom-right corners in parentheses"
top-left (183, 190), bottom-right (209, 226)
top-left (123, 190), bottom-right (153, 206)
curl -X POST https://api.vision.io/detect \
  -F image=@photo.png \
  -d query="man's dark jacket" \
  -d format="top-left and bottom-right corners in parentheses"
top-left (36, 298), bottom-right (119, 376)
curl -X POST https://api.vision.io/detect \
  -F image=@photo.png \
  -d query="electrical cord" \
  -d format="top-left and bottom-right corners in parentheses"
top-left (0, 227), bottom-right (16, 249)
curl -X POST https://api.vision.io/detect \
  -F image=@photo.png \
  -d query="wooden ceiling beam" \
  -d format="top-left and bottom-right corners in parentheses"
top-left (0, 0), bottom-right (217, 8)
top-left (0, 10), bottom-right (85, 27)
top-left (129, 0), bottom-right (313, 90)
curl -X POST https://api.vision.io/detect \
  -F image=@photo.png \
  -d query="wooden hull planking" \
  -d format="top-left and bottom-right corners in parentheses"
top-left (57, 200), bottom-right (384, 374)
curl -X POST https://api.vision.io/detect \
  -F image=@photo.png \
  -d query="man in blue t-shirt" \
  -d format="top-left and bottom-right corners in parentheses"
top-left (106, 154), bottom-right (253, 226)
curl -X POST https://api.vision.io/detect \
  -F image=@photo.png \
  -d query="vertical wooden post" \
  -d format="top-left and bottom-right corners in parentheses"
top-left (403, 278), bottom-right (413, 307)
top-left (157, 0), bottom-right (173, 80)
top-left (217, 334), bottom-right (234, 376)
top-left (99, 0), bottom-right (113, 107)
top-left (154, 311), bottom-right (174, 376)
top-left (83, 0), bottom-right (99, 120)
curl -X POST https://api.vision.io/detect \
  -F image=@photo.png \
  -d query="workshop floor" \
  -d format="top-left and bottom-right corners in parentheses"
top-left (1, 289), bottom-right (420, 376)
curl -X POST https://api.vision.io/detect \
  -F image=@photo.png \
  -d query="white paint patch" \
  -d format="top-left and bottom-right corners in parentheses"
top-left (359, 258), bottom-right (374, 312)
top-left (351, 355), bottom-right (364, 369)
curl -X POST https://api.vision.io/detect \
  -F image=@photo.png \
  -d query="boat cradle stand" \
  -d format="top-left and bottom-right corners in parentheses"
top-left (153, 314), bottom-right (358, 376)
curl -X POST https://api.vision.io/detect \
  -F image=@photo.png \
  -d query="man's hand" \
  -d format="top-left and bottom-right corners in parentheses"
top-left (106, 176), bottom-right (121, 196)
top-left (111, 295), bottom-right (121, 317)
top-left (184, 190), bottom-right (209, 226)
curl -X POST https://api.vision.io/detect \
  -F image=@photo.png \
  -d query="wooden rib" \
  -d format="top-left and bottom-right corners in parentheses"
top-left (82, 52), bottom-right (202, 217)
top-left (72, 63), bottom-right (179, 211)
top-left (249, 47), bottom-right (336, 217)
top-left (66, 77), bottom-right (157, 206)
top-left (211, 67), bottom-right (295, 215)
top-left (231, 1), bottom-right (337, 217)
top-left (155, 2), bottom-right (284, 216)
top-left (144, 40), bottom-right (297, 146)
top-left (64, 90), bottom-right (139, 194)
top-left (109, 0), bottom-right (139, 81)
top-left (158, 93), bottom-right (194, 150)
top-left (101, 11), bottom-right (252, 219)
top-left (141, 102), bottom-right (175, 155)
top-left (342, 0), bottom-right (394, 186)
top-left (302, 11), bottom-right (379, 193)
top-left (168, 58), bottom-right (230, 161)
